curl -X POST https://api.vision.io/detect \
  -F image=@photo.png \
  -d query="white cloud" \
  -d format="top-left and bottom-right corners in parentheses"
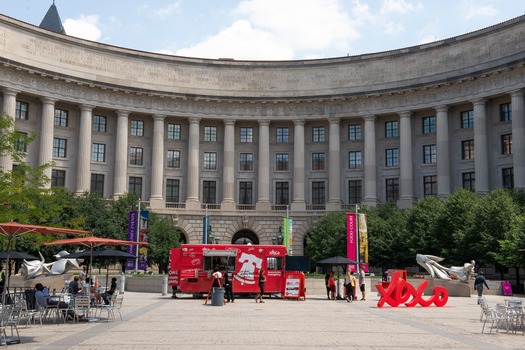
top-left (153, 2), bottom-right (182, 20)
top-left (63, 15), bottom-right (102, 42)
top-left (381, 0), bottom-right (422, 15)
top-left (175, 20), bottom-right (294, 60)
top-left (460, 1), bottom-right (498, 20)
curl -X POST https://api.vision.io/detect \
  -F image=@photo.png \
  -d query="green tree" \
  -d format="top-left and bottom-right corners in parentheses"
top-left (147, 213), bottom-right (180, 274)
top-left (405, 196), bottom-right (444, 260)
top-left (305, 212), bottom-right (346, 265)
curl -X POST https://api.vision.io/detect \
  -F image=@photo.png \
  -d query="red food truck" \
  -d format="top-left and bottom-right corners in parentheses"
top-left (168, 244), bottom-right (305, 298)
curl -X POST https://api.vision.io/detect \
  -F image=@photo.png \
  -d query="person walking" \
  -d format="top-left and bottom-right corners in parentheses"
top-left (255, 268), bottom-right (266, 303)
top-left (344, 270), bottom-right (356, 302)
top-left (328, 271), bottom-right (336, 300)
top-left (324, 272), bottom-right (331, 300)
top-left (474, 271), bottom-right (489, 303)
top-left (358, 266), bottom-right (366, 301)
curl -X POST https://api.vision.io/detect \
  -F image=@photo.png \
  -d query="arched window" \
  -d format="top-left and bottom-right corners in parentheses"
top-left (231, 230), bottom-right (259, 245)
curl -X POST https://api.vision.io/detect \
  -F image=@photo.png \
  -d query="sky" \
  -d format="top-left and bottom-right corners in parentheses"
top-left (1, 0), bottom-right (524, 61)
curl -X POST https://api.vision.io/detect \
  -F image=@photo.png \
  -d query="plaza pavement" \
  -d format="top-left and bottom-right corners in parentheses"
top-left (14, 291), bottom-right (525, 350)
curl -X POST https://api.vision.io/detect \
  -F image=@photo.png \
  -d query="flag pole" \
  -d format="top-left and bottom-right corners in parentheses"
top-left (134, 198), bottom-right (141, 275)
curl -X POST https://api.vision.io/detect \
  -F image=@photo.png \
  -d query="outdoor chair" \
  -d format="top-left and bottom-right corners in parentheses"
top-left (95, 290), bottom-right (119, 320)
top-left (0, 304), bottom-right (14, 346)
top-left (103, 295), bottom-right (124, 322)
top-left (18, 299), bottom-right (42, 327)
top-left (480, 302), bottom-right (507, 334)
top-left (73, 295), bottom-right (91, 322)
top-left (5, 304), bottom-right (20, 343)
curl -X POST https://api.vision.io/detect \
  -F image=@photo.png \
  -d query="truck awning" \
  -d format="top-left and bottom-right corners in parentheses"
top-left (203, 249), bottom-right (237, 257)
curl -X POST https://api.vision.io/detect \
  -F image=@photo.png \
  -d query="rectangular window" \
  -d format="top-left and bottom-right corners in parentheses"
top-left (311, 181), bottom-right (325, 205)
top-left (461, 110), bottom-right (474, 129)
top-left (422, 116), bottom-right (436, 134)
top-left (167, 123), bottom-right (181, 140)
top-left (312, 127), bottom-right (325, 142)
top-left (90, 173), bottom-right (104, 197)
top-left (276, 127), bottom-right (289, 143)
top-left (93, 115), bottom-right (107, 133)
top-left (312, 152), bottom-right (325, 171)
top-left (131, 120), bottom-right (144, 136)
top-left (203, 152), bottom-right (217, 170)
top-left (91, 143), bottom-right (106, 162)
top-left (51, 169), bottom-right (66, 187)
top-left (240, 127), bottom-right (253, 143)
top-left (203, 180), bottom-right (216, 204)
top-left (501, 133), bottom-right (512, 155)
top-left (348, 151), bottom-right (362, 169)
top-left (129, 176), bottom-right (142, 197)
top-left (348, 180), bottom-right (362, 204)
top-left (53, 138), bottom-right (67, 158)
top-left (385, 121), bottom-right (399, 138)
top-left (54, 109), bottom-right (68, 127)
top-left (239, 181), bottom-right (253, 204)
top-left (15, 101), bottom-right (29, 120)
top-left (385, 178), bottom-right (399, 202)
top-left (167, 150), bottom-right (181, 168)
top-left (129, 147), bottom-right (144, 166)
top-left (166, 179), bottom-right (180, 202)
top-left (204, 126), bottom-right (217, 142)
top-left (462, 172), bottom-right (475, 191)
top-left (276, 153), bottom-right (289, 171)
top-left (240, 153), bottom-right (253, 171)
top-left (461, 139), bottom-right (475, 160)
top-left (423, 175), bottom-right (437, 196)
top-left (502, 168), bottom-right (514, 189)
top-left (423, 144), bottom-right (437, 164)
top-left (348, 124), bottom-right (362, 141)
top-left (385, 148), bottom-right (399, 167)
top-left (500, 103), bottom-right (512, 122)
top-left (15, 132), bottom-right (28, 152)
top-left (275, 182), bottom-right (289, 205)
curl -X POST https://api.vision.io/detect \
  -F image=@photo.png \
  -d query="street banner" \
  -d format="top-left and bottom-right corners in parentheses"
top-left (126, 210), bottom-right (138, 271)
top-left (126, 210), bottom-right (149, 271)
top-left (346, 213), bottom-right (357, 272)
top-left (138, 210), bottom-right (149, 270)
top-left (202, 216), bottom-right (208, 244)
top-left (283, 217), bottom-right (293, 255)
top-left (358, 213), bottom-right (368, 272)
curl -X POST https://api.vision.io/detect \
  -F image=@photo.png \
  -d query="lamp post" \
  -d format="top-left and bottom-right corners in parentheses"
top-left (273, 225), bottom-right (283, 245)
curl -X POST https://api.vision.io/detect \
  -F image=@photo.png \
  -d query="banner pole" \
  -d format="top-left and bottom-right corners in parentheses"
top-left (135, 198), bottom-right (141, 275)
top-left (355, 204), bottom-right (360, 270)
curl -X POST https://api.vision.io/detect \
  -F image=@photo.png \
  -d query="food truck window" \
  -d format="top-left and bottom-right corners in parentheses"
top-left (266, 257), bottom-right (283, 271)
top-left (204, 256), bottom-right (236, 271)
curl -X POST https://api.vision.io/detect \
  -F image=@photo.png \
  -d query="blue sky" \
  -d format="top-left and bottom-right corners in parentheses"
top-left (1, 0), bottom-right (524, 60)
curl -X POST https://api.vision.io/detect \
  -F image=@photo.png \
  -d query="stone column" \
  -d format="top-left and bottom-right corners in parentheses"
top-left (149, 114), bottom-right (166, 209)
top-left (436, 106), bottom-right (450, 198)
top-left (256, 120), bottom-right (271, 211)
top-left (38, 97), bottom-right (57, 188)
top-left (363, 116), bottom-right (378, 206)
top-left (327, 117), bottom-right (341, 211)
top-left (0, 89), bottom-right (18, 172)
top-left (291, 119), bottom-right (306, 212)
top-left (113, 110), bottom-right (129, 198)
top-left (511, 90), bottom-right (525, 189)
top-left (221, 119), bottom-right (236, 211)
top-left (398, 111), bottom-right (413, 209)
top-left (186, 117), bottom-right (201, 210)
top-left (473, 98), bottom-right (489, 194)
top-left (75, 105), bottom-right (94, 195)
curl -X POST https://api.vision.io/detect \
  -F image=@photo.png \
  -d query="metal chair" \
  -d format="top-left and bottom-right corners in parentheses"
top-left (18, 298), bottom-right (42, 327)
top-left (480, 301), bottom-right (507, 334)
top-left (0, 305), bottom-right (14, 346)
top-left (73, 295), bottom-right (91, 322)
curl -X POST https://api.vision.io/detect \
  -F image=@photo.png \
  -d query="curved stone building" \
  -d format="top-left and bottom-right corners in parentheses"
top-left (1, 12), bottom-right (524, 254)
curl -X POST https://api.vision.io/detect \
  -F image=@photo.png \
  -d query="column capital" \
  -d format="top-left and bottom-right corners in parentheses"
top-left (510, 89), bottom-right (524, 99)
top-left (258, 119), bottom-right (270, 127)
top-left (152, 114), bottom-right (166, 122)
top-left (471, 97), bottom-right (486, 106)
top-left (79, 104), bottom-right (95, 112)
top-left (328, 117), bottom-right (340, 125)
top-left (293, 118), bottom-right (305, 126)
top-left (435, 105), bottom-right (449, 114)
top-left (224, 119), bottom-right (236, 126)
top-left (2, 88), bottom-right (19, 97)
top-left (117, 110), bottom-right (130, 118)
top-left (40, 97), bottom-right (58, 105)
top-left (363, 115), bottom-right (376, 122)
top-left (189, 117), bottom-right (201, 124)
top-left (398, 111), bottom-right (412, 119)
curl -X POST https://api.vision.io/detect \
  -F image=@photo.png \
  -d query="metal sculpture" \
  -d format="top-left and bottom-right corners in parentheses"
top-left (20, 251), bottom-right (80, 280)
top-left (416, 254), bottom-right (475, 282)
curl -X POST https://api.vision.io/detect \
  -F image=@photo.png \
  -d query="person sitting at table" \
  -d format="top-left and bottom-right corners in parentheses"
top-left (68, 276), bottom-right (82, 295)
top-left (102, 277), bottom-right (117, 305)
top-left (35, 283), bottom-right (81, 321)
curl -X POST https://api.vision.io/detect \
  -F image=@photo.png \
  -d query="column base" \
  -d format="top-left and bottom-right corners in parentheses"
top-left (185, 198), bottom-right (201, 211)
top-left (398, 196), bottom-right (414, 209)
top-left (221, 200), bottom-right (236, 212)
top-left (255, 201), bottom-right (271, 212)
top-left (291, 201), bottom-right (306, 212)
top-left (149, 197), bottom-right (166, 210)
top-left (363, 197), bottom-right (378, 207)
top-left (326, 201), bottom-right (342, 211)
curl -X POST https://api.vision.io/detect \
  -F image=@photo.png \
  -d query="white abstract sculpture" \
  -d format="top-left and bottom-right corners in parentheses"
top-left (20, 251), bottom-right (80, 280)
top-left (416, 254), bottom-right (475, 282)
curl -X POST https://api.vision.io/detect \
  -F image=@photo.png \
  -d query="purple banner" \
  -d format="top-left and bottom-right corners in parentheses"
top-left (126, 210), bottom-right (138, 271)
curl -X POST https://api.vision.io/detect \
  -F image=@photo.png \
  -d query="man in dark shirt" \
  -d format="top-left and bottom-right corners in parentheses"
top-left (474, 271), bottom-right (489, 302)
top-left (224, 268), bottom-right (234, 303)
top-left (68, 276), bottom-right (82, 295)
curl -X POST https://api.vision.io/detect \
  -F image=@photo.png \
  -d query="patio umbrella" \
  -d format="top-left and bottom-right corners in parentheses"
top-left (317, 256), bottom-right (359, 300)
top-left (44, 236), bottom-right (148, 281)
top-left (0, 251), bottom-right (38, 260)
top-left (0, 222), bottom-right (89, 303)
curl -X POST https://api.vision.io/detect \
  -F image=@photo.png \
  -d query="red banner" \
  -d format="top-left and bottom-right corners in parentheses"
top-left (346, 213), bottom-right (357, 272)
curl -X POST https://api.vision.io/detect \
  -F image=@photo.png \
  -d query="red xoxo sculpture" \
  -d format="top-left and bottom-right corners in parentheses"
top-left (376, 271), bottom-right (448, 307)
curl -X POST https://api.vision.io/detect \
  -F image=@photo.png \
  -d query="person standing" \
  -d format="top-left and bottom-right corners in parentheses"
top-left (474, 271), bottom-right (489, 302)
top-left (212, 267), bottom-right (222, 288)
top-left (224, 268), bottom-right (234, 303)
top-left (324, 272), bottom-right (331, 300)
top-left (358, 266), bottom-right (366, 301)
top-left (68, 276), bottom-right (82, 295)
top-left (328, 271), bottom-right (336, 300)
top-left (345, 270), bottom-right (355, 302)
top-left (255, 268), bottom-right (266, 303)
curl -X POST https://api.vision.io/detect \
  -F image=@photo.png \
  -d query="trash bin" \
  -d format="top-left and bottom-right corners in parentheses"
top-left (25, 289), bottom-right (36, 310)
top-left (211, 287), bottom-right (225, 306)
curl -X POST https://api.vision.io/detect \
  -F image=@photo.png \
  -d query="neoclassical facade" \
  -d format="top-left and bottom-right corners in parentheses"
top-left (1, 14), bottom-right (525, 255)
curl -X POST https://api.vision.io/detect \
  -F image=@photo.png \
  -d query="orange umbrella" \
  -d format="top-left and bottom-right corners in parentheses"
top-left (43, 236), bottom-right (148, 279)
top-left (0, 222), bottom-right (89, 302)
